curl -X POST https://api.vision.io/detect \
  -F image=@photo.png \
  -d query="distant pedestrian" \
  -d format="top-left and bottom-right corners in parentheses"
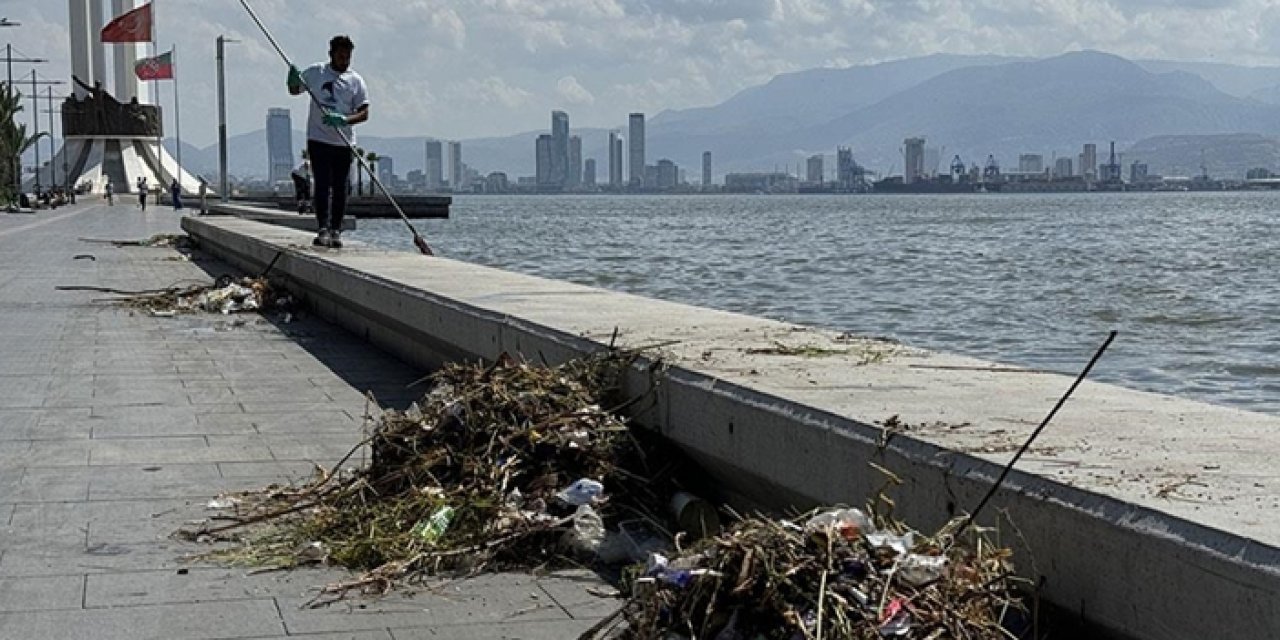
top-left (104, 182), bottom-right (114, 206)
top-left (198, 176), bottom-right (208, 214)
top-left (170, 179), bottom-right (182, 210)
top-left (137, 177), bottom-right (148, 210)
top-left (291, 161), bottom-right (312, 214)
top-left (287, 34), bottom-right (369, 249)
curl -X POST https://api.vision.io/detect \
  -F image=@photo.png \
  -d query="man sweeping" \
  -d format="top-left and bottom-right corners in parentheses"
top-left (286, 35), bottom-right (369, 248)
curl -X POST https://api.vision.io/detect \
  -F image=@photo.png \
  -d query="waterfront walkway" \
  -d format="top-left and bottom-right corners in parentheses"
top-left (0, 202), bottom-right (613, 639)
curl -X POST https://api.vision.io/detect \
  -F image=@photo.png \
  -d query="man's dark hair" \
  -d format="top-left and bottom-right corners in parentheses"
top-left (330, 35), bottom-right (354, 52)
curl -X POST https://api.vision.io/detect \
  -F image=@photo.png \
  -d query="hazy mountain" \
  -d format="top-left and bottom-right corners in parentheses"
top-left (1137, 59), bottom-right (1280, 102)
top-left (650, 54), bottom-right (1021, 136)
top-left (1124, 133), bottom-right (1280, 177)
top-left (792, 50), bottom-right (1280, 173)
top-left (180, 51), bottom-right (1280, 181)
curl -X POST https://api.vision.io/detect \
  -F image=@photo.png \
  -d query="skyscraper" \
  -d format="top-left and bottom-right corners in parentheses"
top-left (702, 151), bottom-right (712, 188)
top-left (904, 137), bottom-right (925, 184)
top-left (551, 110), bottom-right (569, 187)
top-left (806, 154), bottom-right (823, 183)
top-left (1083, 143), bottom-right (1098, 181)
top-left (377, 156), bottom-right (394, 186)
top-left (266, 108), bottom-right (293, 185)
top-left (425, 140), bottom-right (443, 190)
top-left (583, 158), bottom-right (596, 186)
top-left (448, 141), bottom-right (463, 189)
top-left (628, 113), bottom-right (645, 188)
top-left (608, 131), bottom-right (623, 186)
top-left (535, 135), bottom-right (554, 187)
top-left (837, 147), bottom-right (855, 190)
top-left (568, 135), bottom-right (582, 187)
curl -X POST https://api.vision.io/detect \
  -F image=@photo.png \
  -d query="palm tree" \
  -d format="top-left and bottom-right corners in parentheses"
top-left (366, 152), bottom-right (379, 195)
top-left (353, 146), bottom-right (365, 196)
top-left (0, 84), bottom-right (46, 206)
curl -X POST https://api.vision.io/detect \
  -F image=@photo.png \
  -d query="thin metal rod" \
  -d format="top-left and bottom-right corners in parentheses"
top-left (172, 44), bottom-right (181, 179)
top-left (956, 330), bottom-right (1118, 537)
top-left (216, 36), bottom-right (229, 201)
top-left (236, 0), bottom-right (433, 255)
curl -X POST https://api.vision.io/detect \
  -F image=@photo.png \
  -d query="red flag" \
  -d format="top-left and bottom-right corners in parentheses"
top-left (101, 3), bottom-right (152, 43)
top-left (135, 50), bottom-right (172, 80)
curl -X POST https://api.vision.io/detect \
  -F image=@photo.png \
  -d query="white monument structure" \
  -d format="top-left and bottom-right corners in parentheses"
top-left (28, 0), bottom-right (201, 194)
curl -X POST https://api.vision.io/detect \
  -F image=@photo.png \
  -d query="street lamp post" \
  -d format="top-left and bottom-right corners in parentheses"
top-left (216, 35), bottom-right (240, 202)
top-left (28, 71), bottom-right (64, 192)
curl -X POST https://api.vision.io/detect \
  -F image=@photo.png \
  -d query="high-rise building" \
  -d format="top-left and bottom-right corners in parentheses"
top-left (1082, 143), bottom-right (1098, 181)
top-left (655, 159), bottom-right (678, 190)
top-left (1130, 161), bottom-right (1149, 184)
top-left (628, 113), bottom-right (645, 187)
top-left (1018, 154), bottom-right (1044, 174)
top-left (448, 141), bottom-right (463, 189)
top-left (377, 155), bottom-right (394, 187)
top-left (535, 135), bottom-right (554, 187)
top-left (608, 131), bottom-right (624, 186)
top-left (568, 135), bottom-right (582, 187)
top-left (583, 158), bottom-right (596, 186)
top-left (702, 151), bottom-right (712, 187)
top-left (550, 110), bottom-right (569, 187)
top-left (806, 154), bottom-right (824, 183)
top-left (837, 147), bottom-right (856, 190)
top-left (903, 137), bottom-right (926, 184)
top-left (1054, 157), bottom-right (1073, 179)
top-left (425, 139), bottom-right (443, 190)
top-left (266, 108), bottom-right (293, 185)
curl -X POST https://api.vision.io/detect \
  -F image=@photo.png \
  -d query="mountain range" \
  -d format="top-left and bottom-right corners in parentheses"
top-left (152, 50), bottom-right (1280, 181)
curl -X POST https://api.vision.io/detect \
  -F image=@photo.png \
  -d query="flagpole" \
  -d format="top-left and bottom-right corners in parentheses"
top-left (151, 0), bottom-right (161, 189)
top-left (172, 43), bottom-right (181, 183)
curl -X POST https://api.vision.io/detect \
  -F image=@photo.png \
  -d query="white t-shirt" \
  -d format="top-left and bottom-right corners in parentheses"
top-left (299, 63), bottom-right (369, 147)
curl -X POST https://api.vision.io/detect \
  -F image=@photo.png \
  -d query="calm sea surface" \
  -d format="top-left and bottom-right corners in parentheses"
top-left (349, 192), bottom-right (1280, 415)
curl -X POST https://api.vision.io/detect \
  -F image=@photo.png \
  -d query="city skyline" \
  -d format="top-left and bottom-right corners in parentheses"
top-left (7, 2), bottom-right (1280, 149)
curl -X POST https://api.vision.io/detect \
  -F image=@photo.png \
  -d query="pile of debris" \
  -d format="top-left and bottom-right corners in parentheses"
top-left (122, 276), bottom-right (293, 315)
top-left (588, 506), bottom-right (1026, 639)
top-left (186, 352), bottom-right (1028, 634)
top-left (187, 352), bottom-right (681, 602)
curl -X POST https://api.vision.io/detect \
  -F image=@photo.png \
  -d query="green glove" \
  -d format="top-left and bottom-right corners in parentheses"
top-left (323, 111), bottom-right (347, 127)
top-left (287, 65), bottom-right (303, 91)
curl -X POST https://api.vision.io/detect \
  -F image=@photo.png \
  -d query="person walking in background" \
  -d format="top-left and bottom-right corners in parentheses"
top-left (198, 176), bottom-right (208, 214)
top-left (104, 181), bottom-right (114, 206)
top-left (291, 161), bottom-right (312, 214)
top-left (136, 176), bottom-right (148, 210)
top-left (287, 35), bottom-right (369, 249)
top-left (170, 179), bottom-right (182, 210)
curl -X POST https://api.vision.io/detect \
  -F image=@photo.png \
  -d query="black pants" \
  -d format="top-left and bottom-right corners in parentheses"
top-left (308, 140), bottom-right (353, 231)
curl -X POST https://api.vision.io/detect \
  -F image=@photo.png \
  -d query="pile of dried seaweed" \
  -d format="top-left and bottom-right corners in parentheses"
top-left (80, 233), bottom-right (194, 248)
top-left (122, 276), bottom-right (293, 315)
top-left (186, 352), bottom-right (678, 603)
top-left (587, 504), bottom-right (1027, 640)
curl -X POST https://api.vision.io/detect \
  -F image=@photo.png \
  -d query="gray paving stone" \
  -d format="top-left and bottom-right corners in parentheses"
top-left (85, 464), bottom-right (223, 501)
top-left (388, 619), bottom-right (605, 639)
top-left (278, 573), bottom-right (567, 635)
top-left (90, 436), bottom-right (275, 466)
top-left (21, 440), bottom-right (92, 467)
top-left (535, 571), bottom-right (620, 620)
top-left (0, 408), bottom-right (94, 441)
top-left (84, 566), bottom-right (353, 608)
top-left (0, 540), bottom-right (188, 577)
top-left (217, 460), bottom-right (322, 480)
top-left (0, 575), bottom-right (85, 612)
top-left (1, 467), bottom-right (91, 503)
top-left (246, 631), bottom-right (391, 640)
top-left (0, 599), bottom-right (284, 639)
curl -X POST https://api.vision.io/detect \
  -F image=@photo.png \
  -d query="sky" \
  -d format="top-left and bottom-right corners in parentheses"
top-left (5, 0), bottom-right (1280, 148)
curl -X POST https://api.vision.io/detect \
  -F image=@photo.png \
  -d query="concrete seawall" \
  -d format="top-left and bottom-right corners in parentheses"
top-left (182, 212), bottom-right (1280, 640)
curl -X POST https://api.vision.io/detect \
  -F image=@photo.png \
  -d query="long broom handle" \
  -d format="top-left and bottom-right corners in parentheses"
top-left (237, 0), bottom-right (434, 256)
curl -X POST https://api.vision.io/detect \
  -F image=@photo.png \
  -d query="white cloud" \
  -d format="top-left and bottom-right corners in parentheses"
top-left (556, 76), bottom-right (595, 105)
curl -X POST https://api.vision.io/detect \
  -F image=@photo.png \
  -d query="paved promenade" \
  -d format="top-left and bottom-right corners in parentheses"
top-left (0, 202), bottom-right (613, 639)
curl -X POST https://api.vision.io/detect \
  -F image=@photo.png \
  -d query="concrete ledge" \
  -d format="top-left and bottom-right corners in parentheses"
top-left (182, 211), bottom-right (1280, 640)
top-left (206, 202), bottom-right (355, 231)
